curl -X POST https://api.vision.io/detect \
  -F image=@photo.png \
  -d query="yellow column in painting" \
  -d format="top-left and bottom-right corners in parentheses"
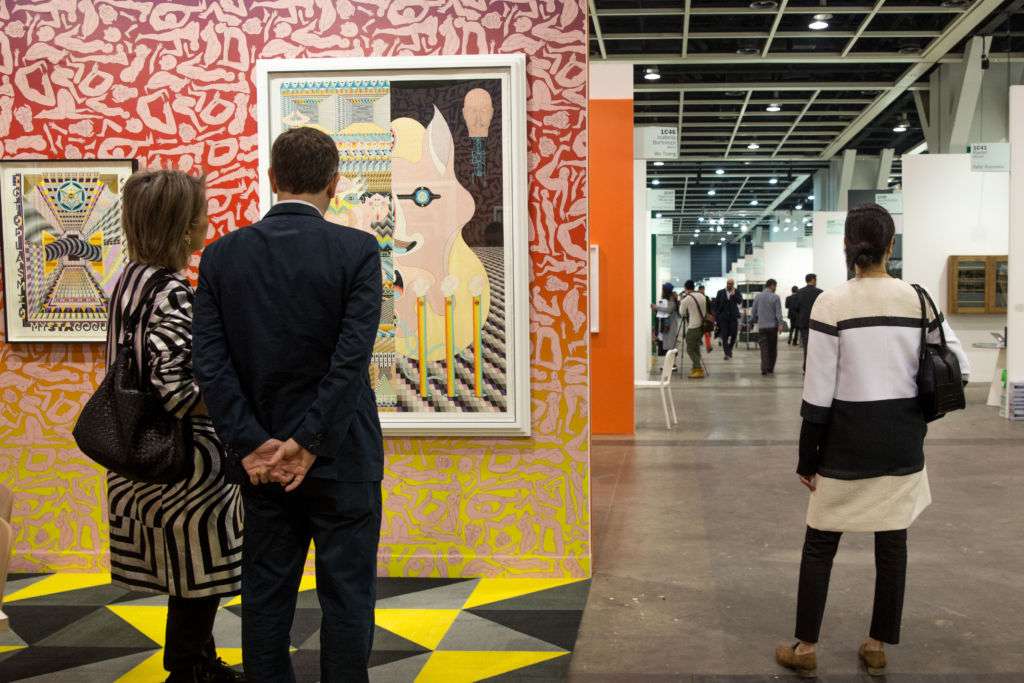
top-left (470, 275), bottom-right (485, 397)
top-left (442, 276), bottom-right (458, 398)
top-left (414, 279), bottom-right (430, 397)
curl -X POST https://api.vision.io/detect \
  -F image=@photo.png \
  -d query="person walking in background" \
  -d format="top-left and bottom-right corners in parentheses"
top-left (786, 285), bottom-right (800, 345)
top-left (713, 278), bottom-right (744, 360)
top-left (698, 285), bottom-right (714, 352)
top-left (794, 274), bottom-right (823, 366)
top-left (194, 127), bottom-right (384, 683)
top-left (775, 203), bottom-right (970, 679)
top-left (680, 280), bottom-right (707, 379)
top-left (651, 282), bottom-right (682, 358)
top-left (751, 279), bottom-right (784, 376)
top-left (105, 171), bottom-right (243, 683)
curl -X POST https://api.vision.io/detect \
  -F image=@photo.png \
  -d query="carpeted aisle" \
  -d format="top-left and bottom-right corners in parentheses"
top-left (0, 574), bottom-right (589, 682)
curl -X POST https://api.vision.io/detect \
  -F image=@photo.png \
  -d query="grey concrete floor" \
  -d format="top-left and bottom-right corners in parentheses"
top-left (571, 337), bottom-right (1024, 682)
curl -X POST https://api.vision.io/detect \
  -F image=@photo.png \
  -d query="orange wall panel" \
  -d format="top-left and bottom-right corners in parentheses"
top-left (589, 98), bottom-right (634, 435)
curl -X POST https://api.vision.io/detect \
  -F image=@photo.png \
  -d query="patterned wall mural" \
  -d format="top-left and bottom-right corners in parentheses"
top-left (0, 1), bottom-right (590, 578)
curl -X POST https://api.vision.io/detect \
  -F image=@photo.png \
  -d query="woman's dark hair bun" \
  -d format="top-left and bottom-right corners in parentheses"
top-left (844, 203), bottom-right (895, 270)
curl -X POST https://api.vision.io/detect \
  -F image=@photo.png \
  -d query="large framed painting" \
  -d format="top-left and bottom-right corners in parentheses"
top-left (255, 55), bottom-right (529, 436)
top-left (1, 159), bottom-right (136, 343)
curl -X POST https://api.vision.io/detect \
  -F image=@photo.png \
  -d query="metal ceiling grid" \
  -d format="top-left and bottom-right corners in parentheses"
top-left (590, 0), bottom-right (1012, 244)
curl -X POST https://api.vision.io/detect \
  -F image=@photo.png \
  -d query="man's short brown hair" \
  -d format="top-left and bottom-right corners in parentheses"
top-left (122, 170), bottom-right (205, 271)
top-left (271, 127), bottom-right (339, 194)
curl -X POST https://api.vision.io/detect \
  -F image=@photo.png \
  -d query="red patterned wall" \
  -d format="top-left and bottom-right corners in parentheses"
top-left (0, 1), bottom-right (590, 578)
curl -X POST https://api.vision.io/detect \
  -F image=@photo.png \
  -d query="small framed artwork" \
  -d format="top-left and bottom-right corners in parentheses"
top-left (254, 55), bottom-right (530, 437)
top-left (1, 158), bottom-right (137, 343)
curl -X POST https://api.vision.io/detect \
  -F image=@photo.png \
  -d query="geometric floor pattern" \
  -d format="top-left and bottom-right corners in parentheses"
top-left (0, 573), bottom-right (589, 682)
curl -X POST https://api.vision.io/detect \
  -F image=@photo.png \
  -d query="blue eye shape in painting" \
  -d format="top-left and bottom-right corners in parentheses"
top-left (397, 187), bottom-right (441, 207)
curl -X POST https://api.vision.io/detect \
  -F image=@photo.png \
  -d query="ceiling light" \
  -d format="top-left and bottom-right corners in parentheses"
top-left (717, 226), bottom-right (722, 232)
top-left (766, 103), bottom-right (781, 112)
top-left (768, 177), bottom-right (778, 185)
top-left (736, 47), bottom-right (761, 56)
top-left (747, 142), bottom-right (760, 150)
top-left (715, 168), bottom-right (725, 175)
top-left (785, 218), bottom-right (791, 223)
top-left (653, 161), bottom-right (665, 166)
top-left (808, 195), bottom-right (814, 200)
top-left (652, 179), bottom-right (660, 185)
top-left (888, 177), bottom-right (894, 184)
top-left (644, 67), bottom-right (661, 81)
top-left (719, 218), bottom-right (726, 224)
top-left (707, 189), bottom-right (716, 196)
top-left (698, 217), bottom-right (704, 222)
top-left (750, 1), bottom-right (779, 9)
top-left (733, 223), bottom-right (739, 228)
top-left (656, 213), bottom-right (663, 218)
top-left (898, 45), bottom-right (921, 55)
top-left (893, 116), bottom-right (909, 133)
top-left (741, 225), bottom-right (749, 233)
top-left (808, 13), bottom-right (832, 30)
top-left (690, 241), bottom-right (695, 245)
top-left (750, 199), bottom-right (759, 206)
top-left (940, 0), bottom-right (970, 7)
top-left (695, 229), bottom-right (701, 234)
top-left (795, 204), bottom-right (803, 210)
top-left (727, 231), bottom-right (733, 236)
top-left (773, 226), bottom-right (780, 233)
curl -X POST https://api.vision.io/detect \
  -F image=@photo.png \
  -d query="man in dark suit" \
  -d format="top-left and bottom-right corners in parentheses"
top-left (713, 277), bottom-right (744, 359)
top-left (794, 273), bottom-right (823, 368)
top-left (785, 285), bottom-right (800, 345)
top-left (193, 127), bottom-right (383, 683)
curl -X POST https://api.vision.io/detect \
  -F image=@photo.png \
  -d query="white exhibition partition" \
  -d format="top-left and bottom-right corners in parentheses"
top-left (903, 154), bottom-right (1010, 385)
top-left (764, 242), bottom-right (814, 293)
top-left (812, 211), bottom-right (848, 291)
top-left (634, 159), bottom-right (649, 383)
top-left (1008, 87), bottom-right (1024, 389)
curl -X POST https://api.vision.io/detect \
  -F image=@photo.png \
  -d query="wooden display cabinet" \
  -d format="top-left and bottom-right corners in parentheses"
top-left (947, 255), bottom-right (1008, 314)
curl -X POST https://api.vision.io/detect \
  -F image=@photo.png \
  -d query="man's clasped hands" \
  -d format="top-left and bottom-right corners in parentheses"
top-left (241, 438), bottom-right (316, 492)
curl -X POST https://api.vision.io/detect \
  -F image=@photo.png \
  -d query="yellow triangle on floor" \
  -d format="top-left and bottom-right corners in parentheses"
top-left (462, 578), bottom-right (581, 609)
top-left (0, 645), bottom-right (27, 654)
top-left (106, 605), bottom-right (168, 646)
top-left (375, 609), bottom-right (460, 650)
top-left (416, 651), bottom-right (567, 682)
top-left (4, 573), bottom-right (112, 603)
top-left (216, 647), bottom-right (243, 666)
top-left (224, 574), bottom-right (315, 607)
top-left (115, 651), bottom-right (164, 683)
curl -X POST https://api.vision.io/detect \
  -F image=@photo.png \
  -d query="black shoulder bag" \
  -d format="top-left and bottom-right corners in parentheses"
top-left (73, 273), bottom-right (194, 484)
top-left (912, 284), bottom-right (966, 422)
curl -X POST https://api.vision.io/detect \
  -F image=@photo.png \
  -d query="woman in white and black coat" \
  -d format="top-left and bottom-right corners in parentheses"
top-left (775, 203), bottom-right (970, 678)
top-left (106, 171), bottom-right (243, 683)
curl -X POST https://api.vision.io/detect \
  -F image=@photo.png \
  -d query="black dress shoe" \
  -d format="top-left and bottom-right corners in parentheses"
top-left (167, 658), bottom-right (245, 683)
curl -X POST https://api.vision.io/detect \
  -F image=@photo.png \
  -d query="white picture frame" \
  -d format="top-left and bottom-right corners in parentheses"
top-left (254, 55), bottom-right (530, 437)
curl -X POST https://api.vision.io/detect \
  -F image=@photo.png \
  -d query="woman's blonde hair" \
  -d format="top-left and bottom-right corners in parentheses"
top-left (122, 170), bottom-right (206, 271)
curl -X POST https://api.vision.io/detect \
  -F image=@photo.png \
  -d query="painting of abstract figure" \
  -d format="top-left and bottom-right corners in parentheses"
top-left (1, 159), bottom-right (136, 343)
top-left (258, 56), bottom-right (529, 435)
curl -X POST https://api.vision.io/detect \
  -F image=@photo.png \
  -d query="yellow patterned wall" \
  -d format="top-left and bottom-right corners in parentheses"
top-left (0, 1), bottom-right (590, 579)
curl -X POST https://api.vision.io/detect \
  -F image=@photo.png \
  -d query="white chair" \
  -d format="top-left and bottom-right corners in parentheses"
top-left (636, 348), bottom-right (679, 429)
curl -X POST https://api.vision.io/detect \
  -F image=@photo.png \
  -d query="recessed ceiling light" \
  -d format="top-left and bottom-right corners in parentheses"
top-left (727, 231), bottom-right (732, 236)
top-left (707, 189), bottom-right (716, 196)
top-left (747, 142), bottom-right (760, 150)
top-left (644, 67), bottom-right (661, 81)
top-left (741, 225), bottom-right (749, 233)
top-left (773, 226), bottom-right (780, 233)
top-left (698, 217), bottom-right (705, 222)
top-left (695, 229), bottom-right (701, 234)
top-left (808, 195), bottom-right (815, 200)
top-left (888, 177), bottom-right (894, 184)
top-left (768, 177), bottom-right (778, 185)
top-left (717, 226), bottom-right (723, 232)
top-left (656, 213), bottom-right (663, 218)
top-left (796, 204), bottom-right (803, 210)
top-left (736, 47), bottom-right (760, 56)
top-left (750, 199), bottom-right (759, 206)
top-left (750, 1), bottom-right (779, 9)
top-left (733, 223), bottom-right (739, 227)
top-left (898, 45), bottom-right (921, 55)
top-left (653, 161), bottom-right (665, 166)
top-left (766, 103), bottom-right (781, 112)
top-left (690, 241), bottom-right (695, 245)
top-left (715, 168), bottom-right (725, 175)
top-left (808, 13), bottom-right (831, 30)
top-left (785, 218), bottom-right (791, 223)
top-left (940, 0), bottom-right (969, 7)
top-left (893, 116), bottom-right (909, 133)
top-left (652, 179), bottom-right (660, 185)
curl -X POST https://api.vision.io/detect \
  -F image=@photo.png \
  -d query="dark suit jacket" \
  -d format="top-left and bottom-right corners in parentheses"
top-left (713, 288), bottom-right (743, 322)
top-left (785, 293), bottom-right (798, 320)
top-left (794, 284), bottom-right (823, 330)
top-left (193, 202), bottom-right (384, 482)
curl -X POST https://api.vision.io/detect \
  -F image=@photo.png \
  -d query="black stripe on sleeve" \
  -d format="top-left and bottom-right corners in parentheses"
top-left (801, 400), bottom-right (831, 424)
top-left (808, 319), bottom-right (838, 336)
top-left (836, 316), bottom-right (923, 331)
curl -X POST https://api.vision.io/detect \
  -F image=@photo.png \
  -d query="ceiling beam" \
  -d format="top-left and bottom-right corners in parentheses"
top-left (819, 0), bottom-right (1005, 159)
top-left (842, 0), bottom-right (886, 57)
top-left (596, 5), bottom-right (966, 16)
top-left (636, 98), bottom-right (875, 106)
top-left (593, 30), bottom-right (940, 41)
top-left (876, 148), bottom-right (895, 189)
top-left (587, 0), bottom-right (606, 59)
top-left (947, 36), bottom-right (985, 153)
top-left (773, 91), bottom-right (820, 158)
top-left (600, 53), bottom-right (924, 64)
top-left (763, 0), bottom-right (789, 57)
top-left (681, 0), bottom-right (691, 57)
top-left (724, 91), bottom-right (753, 157)
top-left (637, 82), bottom-right (892, 93)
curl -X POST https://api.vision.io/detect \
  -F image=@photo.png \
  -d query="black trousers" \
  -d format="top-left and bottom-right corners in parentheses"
top-left (165, 595), bottom-right (220, 672)
top-left (758, 329), bottom-right (778, 374)
top-left (788, 320), bottom-right (798, 345)
top-left (719, 318), bottom-right (739, 357)
top-left (795, 527), bottom-right (908, 645)
top-left (241, 478), bottom-right (382, 683)
top-left (800, 327), bottom-right (810, 371)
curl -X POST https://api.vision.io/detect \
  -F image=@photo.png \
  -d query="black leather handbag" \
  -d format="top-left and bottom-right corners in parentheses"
top-left (912, 284), bottom-right (966, 422)
top-left (73, 273), bottom-right (193, 484)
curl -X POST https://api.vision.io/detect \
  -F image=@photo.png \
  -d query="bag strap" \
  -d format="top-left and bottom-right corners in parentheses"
top-left (912, 284), bottom-right (948, 351)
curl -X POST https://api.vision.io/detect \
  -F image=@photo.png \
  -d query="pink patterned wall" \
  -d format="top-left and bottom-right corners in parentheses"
top-left (0, 1), bottom-right (590, 578)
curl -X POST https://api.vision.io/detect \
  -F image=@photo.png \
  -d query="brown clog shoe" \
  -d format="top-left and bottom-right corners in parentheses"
top-left (859, 643), bottom-right (887, 676)
top-left (775, 642), bottom-right (817, 678)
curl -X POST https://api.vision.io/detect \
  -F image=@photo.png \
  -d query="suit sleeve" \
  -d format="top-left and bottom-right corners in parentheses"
top-left (291, 235), bottom-right (382, 457)
top-left (192, 246), bottom-right (272, 459)
top-left (801, 293), bottom-right (838, 424)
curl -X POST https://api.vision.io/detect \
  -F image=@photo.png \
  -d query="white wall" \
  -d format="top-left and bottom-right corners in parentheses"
top-left (764, 242), bottom-right (813, 294)
top-left (1008, 87), bottom-right (1024, 386)
top-left (633, 159), bottom-right (648, 383)
top-left (812, 211), bottom-right (849, 291)
top-left (903, 153), bottom-right (1009, 383)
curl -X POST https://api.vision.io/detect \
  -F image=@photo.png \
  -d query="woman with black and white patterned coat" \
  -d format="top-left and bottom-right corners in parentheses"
top-left (775, 203), bottom-right (970, 678)
top-left (106, 170), bottom-right (244, 683)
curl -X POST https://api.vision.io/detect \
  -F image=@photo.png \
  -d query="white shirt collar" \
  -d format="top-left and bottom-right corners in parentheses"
top-left (275, 199), bottom-right (324, 216)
